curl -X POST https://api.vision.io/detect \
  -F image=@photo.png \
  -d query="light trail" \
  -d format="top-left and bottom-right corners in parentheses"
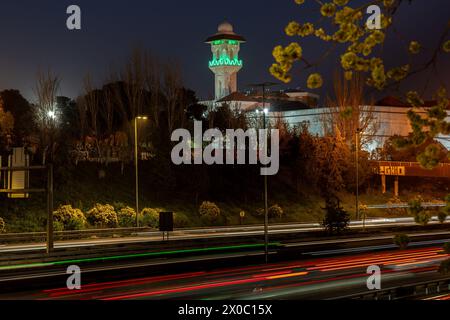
top-left (24, 246), bottom-right (447, 300)
top-left (0, 242), bottom-right (282, 271)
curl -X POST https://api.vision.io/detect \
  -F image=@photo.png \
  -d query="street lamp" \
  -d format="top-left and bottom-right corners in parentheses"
top-left (248, 81), bottom-right (278, 264)
top-left (355, 128), bottom-right (362, 224)
top-left (47, 110), bottom-right (56, 120)
top-left (134, 115), bottom-right (148, 228)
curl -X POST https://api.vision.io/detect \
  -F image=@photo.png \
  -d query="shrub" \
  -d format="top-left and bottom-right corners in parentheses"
top-left (443, 195), bottom-right (450, 215)
top-left (268, 204), bottom-right (284, 219)
top-left (443, 242), bottom-right (450, 254)
top-left (394, 234), bottom-right (410, 249)
top-left (199, 201), bottom-right (221, 222)
top-left (408, 195), bottom-right (424, 216)
top-left (117, 207), bottom-right (136, 227)
top-left (439, 259), bottom-right (450, 275)
top-left (0, 217), bottom-right (5, 233)
top-left (256, 208), bottom-right (265, 216)
top-left (386, 197), bottom-right (408, 216)
top-left (112, 202), bottom-right (127, 211)
top-left (438, 211), bottom-right (448, 224)
top-left (414, 211), bottom-right (431, 226)
top-left (53, 205), bottom-right (87, 231)
top-left (86, 204), bottom-right (118, 228)
top-left (174, 213), bottom-right (190, 228)
top-left (53, 220), bottom-right (65, 232)
top-left (140, 208), bottom-right (159, 228)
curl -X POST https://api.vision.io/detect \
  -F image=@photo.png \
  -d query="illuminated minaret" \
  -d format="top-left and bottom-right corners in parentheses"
top-left (206, 21), bottom-right (246, 100)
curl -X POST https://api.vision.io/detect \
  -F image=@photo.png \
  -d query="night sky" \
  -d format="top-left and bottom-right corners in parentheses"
top-left (0, 0), bottom-right (448, 103)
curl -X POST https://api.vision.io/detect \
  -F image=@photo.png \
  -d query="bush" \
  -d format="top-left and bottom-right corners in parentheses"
top-left (0, 217), bottom-right (5, 233)
top-left (117, 207), bottom-right (136, 227)
top-left (393, 234), bottom-right (410, 249)
top-left (256, 208), bottom-right (265, 216)
top-left (268, 204), bottom-right (284, 219)
top-left (199, 201), bottom-right (221, 222)
top-left (439, 259), bottom-right (450, 275)
top-left (414, 211), bottom-right (431, 226)
top-left (443, 243), bottom-right (450, 254)
top-left (53, 220), bottom-right (65, 232)
top-left (112, 202), bottom-right (127, 211)
top-left (86, 204), bottom-right (118, 228)
top-left (438, 211), bottom-right (448, 224)
top-left (53, 205), bottom-right (87, 231)
top-left (174, 213), bottom-right (190, 228)
top-left (443, 195), bottom-right (450, 215)
top-left (141, 208), bottom-right (159, 228)
top-left (386, 197), bottom-right (408, 216)
top-left (408, 195), bottom-right (425, 216)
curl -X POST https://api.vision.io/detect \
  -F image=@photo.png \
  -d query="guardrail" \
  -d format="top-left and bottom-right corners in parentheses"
top-left (0, 226), bottom-right (157, 243)
top-left (367, 202), bottom-right (446, 209)
top-left (335, 277), bottom-right (450, 300)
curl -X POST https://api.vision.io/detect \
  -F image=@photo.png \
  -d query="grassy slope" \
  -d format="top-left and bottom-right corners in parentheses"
top-left (1, 163), bottom-right (448, 232)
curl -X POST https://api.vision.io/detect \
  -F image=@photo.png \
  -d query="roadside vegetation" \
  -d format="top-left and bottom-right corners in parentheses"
top-left (393, 234), bottom-right (410, 249)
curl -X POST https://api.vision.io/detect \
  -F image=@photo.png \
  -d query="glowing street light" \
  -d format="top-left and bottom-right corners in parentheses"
top-left (47, 110), bottom-right (56, 120)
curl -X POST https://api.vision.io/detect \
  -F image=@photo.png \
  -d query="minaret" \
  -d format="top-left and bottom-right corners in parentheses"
top-left (206, 21), bottom-right (246, 101)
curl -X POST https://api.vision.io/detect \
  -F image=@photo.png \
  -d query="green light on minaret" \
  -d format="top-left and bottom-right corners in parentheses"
top-left (212, 40), bottom-right (239, 46)
top-left (209, 56), bottom-right (243, 68)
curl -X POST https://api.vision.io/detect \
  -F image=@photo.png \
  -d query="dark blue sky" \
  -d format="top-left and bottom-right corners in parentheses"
top-left (0, 0), bottom-right (448, 102)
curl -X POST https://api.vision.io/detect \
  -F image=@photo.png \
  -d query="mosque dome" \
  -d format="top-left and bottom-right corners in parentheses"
top-left (218, 21), bottom-right (234, 34)
top-left (205, 21), bottom-right (246, 43)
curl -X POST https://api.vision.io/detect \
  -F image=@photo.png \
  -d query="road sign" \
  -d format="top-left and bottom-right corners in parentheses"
top-left (159, 212), bottom-right (174, 232)
top-left (7, 148), bottom-right (30, 198)
top-left (375, 166), bottom-right (406, 176)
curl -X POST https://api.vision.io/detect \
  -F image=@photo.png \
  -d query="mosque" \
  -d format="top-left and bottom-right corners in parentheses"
top-left (202, 21), bottom-right (450, 151)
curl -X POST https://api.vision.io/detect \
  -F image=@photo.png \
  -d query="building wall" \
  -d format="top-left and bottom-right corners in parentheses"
top-left (268, 106), bottom-right (450, 151)
top-left (198, 99), bottom-right (450, 151)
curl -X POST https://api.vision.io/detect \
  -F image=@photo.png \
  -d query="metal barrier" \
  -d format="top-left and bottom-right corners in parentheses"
top-left (0, 227), bottom-right (156, 244)
top-left (335, 277), bottom-right (450, 300)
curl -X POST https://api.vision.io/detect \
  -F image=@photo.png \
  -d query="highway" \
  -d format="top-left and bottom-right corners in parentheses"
top-left (1, 216), bottom-right (449, 253)
top-left (1, 244), bottom-right (448, 300)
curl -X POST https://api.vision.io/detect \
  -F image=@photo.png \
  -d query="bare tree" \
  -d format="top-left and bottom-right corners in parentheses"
top-left (320, 72), bottom-right (379, 149)
top-left (144, 52), bottom-right (161, 128)
top-left (123, 48), bottom-right (146, 120)
top-left (162, 61), bottom-right (184, 134)
top-left (75, 96), bottom-right (88, 139)
top-left (83, 74), bottom-right (102, 160)
top-left (34, 69), bottom-right (60, 164)
top-left (103, 84), bottom-right (115, 136)
top-left (0, 97), bottom-right (14, 148)
top-left (106, 69), bottom-right (128, 132)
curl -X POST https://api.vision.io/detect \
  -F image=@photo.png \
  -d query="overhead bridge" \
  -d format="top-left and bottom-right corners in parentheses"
top-left (369, 161), bottom-right (450, 196)
top-left (370, 161), bottom-right (450, 178)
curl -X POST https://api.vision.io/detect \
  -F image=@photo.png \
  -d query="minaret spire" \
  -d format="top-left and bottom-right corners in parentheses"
top-left (205, 21), bottom-right (246, 100)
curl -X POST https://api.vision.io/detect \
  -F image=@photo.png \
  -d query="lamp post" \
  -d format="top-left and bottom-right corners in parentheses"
top-left (46, 108), bottom-right (57, 253)
top-left (249, 81), bottom-right (278, 264)
top-left (134, 115), bottom-right (148, 228)
top-left (355, 128), bottom-right (361, 223)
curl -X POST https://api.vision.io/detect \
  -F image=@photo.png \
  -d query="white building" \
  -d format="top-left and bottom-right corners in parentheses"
top-left (201, 22), bottom-right (450, 151)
